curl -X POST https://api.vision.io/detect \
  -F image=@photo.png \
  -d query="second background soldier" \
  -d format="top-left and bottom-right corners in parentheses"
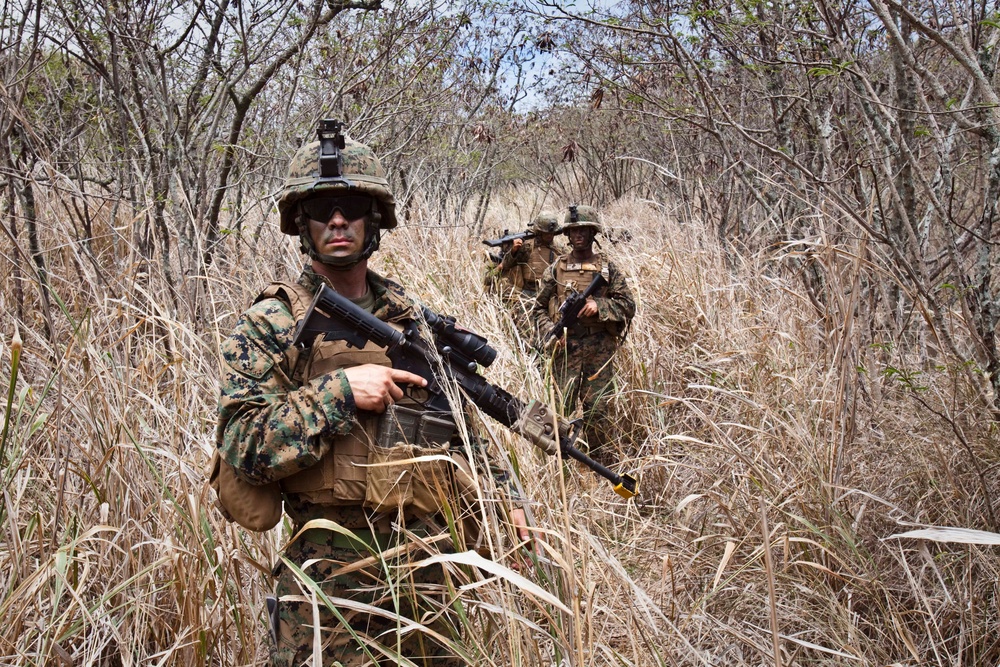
top-left (531, 205), bottom-right (636, 467)
top-left (498, 211), bottom-right (565, 342)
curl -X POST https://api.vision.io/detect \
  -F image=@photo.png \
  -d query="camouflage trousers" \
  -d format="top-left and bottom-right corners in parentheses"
top-left (271, 531), bottom-right (467, 667)
top-left (549, 331), bottom-right (619, 466)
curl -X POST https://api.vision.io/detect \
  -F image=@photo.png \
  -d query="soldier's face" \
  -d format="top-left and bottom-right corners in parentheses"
top-left (303, 196), bottom-right (368, 258)
top-left (567, 227), bottom-right (595, 250)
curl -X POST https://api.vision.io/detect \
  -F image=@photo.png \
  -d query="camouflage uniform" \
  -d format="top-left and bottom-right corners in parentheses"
top-left (216, 125), bottom-right (504, 666)
top-left (530, 207), bottom-right (635, 465)
top-left (496, 213), bottom-right (565, 342)
top-left (218, 267), bottom-right (476, 666)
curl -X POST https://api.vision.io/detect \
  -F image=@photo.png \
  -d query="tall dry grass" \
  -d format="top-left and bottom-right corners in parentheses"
top-left (1, 188), bottom-right (998, 665)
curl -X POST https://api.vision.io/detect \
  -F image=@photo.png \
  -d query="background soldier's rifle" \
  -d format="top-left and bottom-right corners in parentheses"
top-left (544, 272), bottom-right (609, 345)
top-left (482, 229), bottom-right (535, 249)
top-left (292, 283), bottom-right (638, 499)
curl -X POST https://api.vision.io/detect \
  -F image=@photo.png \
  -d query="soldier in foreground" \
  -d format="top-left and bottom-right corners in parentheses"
top-left (214, 121), bottom-right (529, 666)
top-left (531, 205), bottom-right (635, 466)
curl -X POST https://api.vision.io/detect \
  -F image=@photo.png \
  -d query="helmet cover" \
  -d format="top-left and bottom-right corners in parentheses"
top-left (562, 204), bottom-right (602, 233)
top-left (277, 137), bottom-right (397, 235)
top-left (530, 211), bottom-right (561, 234)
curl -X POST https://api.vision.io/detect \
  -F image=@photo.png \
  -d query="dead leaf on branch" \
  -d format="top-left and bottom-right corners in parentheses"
top-left (473, 123), bottom-right (494, 144)
top-left (561, 141), bottom-right (577, 162)
top-left (590, 87), bottom-right (604, 109)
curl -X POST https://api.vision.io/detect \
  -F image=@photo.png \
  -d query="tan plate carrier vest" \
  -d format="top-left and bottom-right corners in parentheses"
top-left (549, 255), bottom-right (618, 335)
top-left (210, 281), bottom-right (472, 532)
top-left (523, 242), bottom-right (557, 288)
top-left (266, 281), bottom-right (462, 517)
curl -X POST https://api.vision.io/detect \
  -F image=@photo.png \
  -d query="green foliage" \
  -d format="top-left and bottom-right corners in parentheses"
top-left (880, 365), bottom-right (927, 391)
top-left (807, 59), bottom-right (855, 77)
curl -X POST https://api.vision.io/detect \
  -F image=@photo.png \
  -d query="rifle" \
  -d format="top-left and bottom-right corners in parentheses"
top-left (482, 229), bottom-right (535, 248)
top-left (544, 272), bottom-right (609, 344)
top-left (292, 284), bottom-right (638, 499)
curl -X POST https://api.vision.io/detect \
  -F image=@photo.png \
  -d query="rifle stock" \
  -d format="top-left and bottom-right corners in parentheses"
top-left (292, 284), bottom-right (638, 498)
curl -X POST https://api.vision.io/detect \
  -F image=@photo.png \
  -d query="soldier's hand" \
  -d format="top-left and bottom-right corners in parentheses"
top-left (511, 238), bottom-right (524, 252)
top-left (579, 297), bottom-right (598, 318)
top-left (510, 508), bottom-right (544, 566)
top-left (511, 508), bottom-right (531, 543)
top-left (343, 364), bottom-right (427, 413)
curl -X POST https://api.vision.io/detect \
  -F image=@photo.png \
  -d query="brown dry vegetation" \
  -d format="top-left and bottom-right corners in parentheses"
top-left (2, 184), bottom-right (998, 666)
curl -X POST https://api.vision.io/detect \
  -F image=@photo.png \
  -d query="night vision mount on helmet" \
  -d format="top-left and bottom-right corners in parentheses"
top-left (277, 119), bottom-right (398, 268)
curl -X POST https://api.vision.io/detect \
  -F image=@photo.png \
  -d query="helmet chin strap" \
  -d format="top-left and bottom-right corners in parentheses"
top-left (296, 213), bottom-right (382, 270)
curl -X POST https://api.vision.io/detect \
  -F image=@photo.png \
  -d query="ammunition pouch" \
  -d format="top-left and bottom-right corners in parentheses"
top-left (364, 405), bottom-right (459, 515)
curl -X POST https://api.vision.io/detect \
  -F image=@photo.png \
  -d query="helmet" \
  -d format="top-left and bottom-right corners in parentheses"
top-left (277, 136), bottom-right (397, 235)
top-left (562, 204), bottom-right (602, 233)
top-left (530, 211), bottom-right (560, 234)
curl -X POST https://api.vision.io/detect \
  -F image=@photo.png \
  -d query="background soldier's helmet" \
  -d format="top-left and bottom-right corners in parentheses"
top-left (562, 204), bottom-right (602, 233)
top-left (277, 138), bottom-right (397, 235)
top-left (530, 211), bottom-right (561, 234)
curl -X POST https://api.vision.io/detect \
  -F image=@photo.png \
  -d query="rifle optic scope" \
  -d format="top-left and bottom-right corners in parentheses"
top-left (421, 308), bottom-right (497, 370)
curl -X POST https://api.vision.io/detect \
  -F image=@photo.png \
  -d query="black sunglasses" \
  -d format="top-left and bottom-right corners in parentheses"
top-left (301, 195), bottom-right (373, 222)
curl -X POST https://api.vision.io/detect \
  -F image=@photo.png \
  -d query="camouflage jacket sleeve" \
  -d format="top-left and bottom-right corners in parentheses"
top-left (215, 297), bottom-right (358, 485)
top-left (595, 259), bottom-right (636, 325)
top-left (529, 263), bottom-right (559, 337)
top-left (500, 242), bottom-right (530, 271)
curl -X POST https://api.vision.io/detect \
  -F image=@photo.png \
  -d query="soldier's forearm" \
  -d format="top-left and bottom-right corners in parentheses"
top-left (218, 372), bottom-right (357, 483)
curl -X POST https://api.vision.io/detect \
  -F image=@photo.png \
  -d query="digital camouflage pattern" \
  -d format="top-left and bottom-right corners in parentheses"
top-left (562, 204), bottom-right (602, 233)
top-left (530, 252), bottom-right (635, 464)
top-left (548, 332), bottom-right (620, 464)
top-left (217, 268), bottom-right (411, 487)
top-left (529, 211), bottom-right (560, 234)
top-left (496, 236), bottom-right (563, 342)
top-left (217, 266), bottom-right (429, 528)
top-left (273, 535), bottom-right (466, 667)
top-left (499, 237), bottom-right (564, 291)
top-left (498, 209), bottom-right (564, 293)
top-left (278, 138), bottom-right (397, 234)
top-left (529, 254), bottom-right (634, 339)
